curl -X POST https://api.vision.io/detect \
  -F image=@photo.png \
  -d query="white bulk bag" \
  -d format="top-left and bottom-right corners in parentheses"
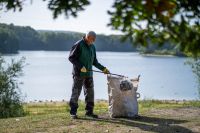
top-left (107, 75), bottom-right (140, 118)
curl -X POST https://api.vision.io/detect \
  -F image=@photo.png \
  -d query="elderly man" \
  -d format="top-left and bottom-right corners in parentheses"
top-left (68, 31), bottom-right (110, 119)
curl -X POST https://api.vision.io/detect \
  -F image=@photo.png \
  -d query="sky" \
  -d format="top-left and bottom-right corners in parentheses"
top-left (0, 0), bottom-right (122, 35)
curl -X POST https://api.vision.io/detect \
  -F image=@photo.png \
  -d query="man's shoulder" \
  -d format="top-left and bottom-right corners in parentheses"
top-left (74, 39), bottom-right (84, 46)
top-left (71, 39), bottom-right (85, 51)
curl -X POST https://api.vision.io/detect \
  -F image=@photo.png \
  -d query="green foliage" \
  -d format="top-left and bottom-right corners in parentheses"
top-left (0, 0), bottom-right (23, 11)
top-left (39, 31), bottom-right (83, 50)
top-left (107, 0), bottom-right (200, 57)
top-left (0, 22), bottom-right (187, 54)
top-left (0, 0), bottom-right (199, 56)
top-left (0, 25), bottom-right (19, 54)
top-left (138, 41), bottom-right (186, 56)
top-left (46, 0), bottom-right (90, 19)
top-left (8, 24), bottom-right (44, 50)
top-left (0, 23), bottom-right (44, 51)
top-left (0, 56), bottom-right (25, 118)
top-left (186, 58), bottom-right (200, 99)
top-left (0, 23), bottom-right (138, 53)
top-left (0, 0), bottom-right (90, 18)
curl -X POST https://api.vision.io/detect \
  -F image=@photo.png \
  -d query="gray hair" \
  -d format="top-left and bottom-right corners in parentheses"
top-left (86, 31), bottom-right (96, 38)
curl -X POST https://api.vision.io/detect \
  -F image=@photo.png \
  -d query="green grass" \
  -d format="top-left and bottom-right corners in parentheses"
top-left (22, 100), bottom-right (200, 116)
top-left (23, 100), bottom-right (108, 116)
top-left (139, 100), bottom-right (200, 113)
top-left (0, 100), bottom-right (200, 133)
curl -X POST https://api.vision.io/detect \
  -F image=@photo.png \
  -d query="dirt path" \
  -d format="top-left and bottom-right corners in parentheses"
top-left (51, 107), bottom-right (200, 133)
top-left (72, 107), bottom-right (200, 133)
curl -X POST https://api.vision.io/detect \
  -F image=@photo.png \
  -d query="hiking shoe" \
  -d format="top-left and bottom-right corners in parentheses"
top-left (134, 114), bottom-right (141, 119)
top-left (85, 113), bottom-right (98, 118)
top-left (70, 114), bottom-right (78, 119)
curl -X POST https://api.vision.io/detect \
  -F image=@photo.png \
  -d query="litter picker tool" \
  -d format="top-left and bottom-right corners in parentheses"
top-left (89, 70), bottom-right (128, 78)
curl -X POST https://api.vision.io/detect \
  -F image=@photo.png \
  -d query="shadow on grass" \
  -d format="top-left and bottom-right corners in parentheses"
top-left (78, 115), bottom-right (192, 133)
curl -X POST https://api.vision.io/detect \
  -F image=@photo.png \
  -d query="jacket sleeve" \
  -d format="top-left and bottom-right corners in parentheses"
top-left (93, 47), bottom-right (105, 71)
top-left (68, 43), bottom-right (83, 70)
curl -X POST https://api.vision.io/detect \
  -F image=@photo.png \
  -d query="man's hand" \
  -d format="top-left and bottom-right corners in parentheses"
top-left (103, 68), bottom-right (110, 74)
top-left (80, 66), bottom-right (87, 73)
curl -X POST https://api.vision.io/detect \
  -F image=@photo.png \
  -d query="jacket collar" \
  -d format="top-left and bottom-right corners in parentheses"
top-left (82, 36), bottom-right (90, 47)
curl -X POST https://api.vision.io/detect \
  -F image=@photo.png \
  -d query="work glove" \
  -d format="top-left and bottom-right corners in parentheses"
top-left (80, 66), bottom-right (87, 73)
top-left (103, 68), bottom-right (110, 74)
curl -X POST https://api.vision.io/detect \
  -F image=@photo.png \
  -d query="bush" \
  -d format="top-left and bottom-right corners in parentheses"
top-left (0, 56), bottom-right (25, 118)
top-left (186, 58), bottom-right (200, 99)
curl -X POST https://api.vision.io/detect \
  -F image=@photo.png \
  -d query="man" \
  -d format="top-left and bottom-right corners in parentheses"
top-left (68, 31), bottom-right (110, 119)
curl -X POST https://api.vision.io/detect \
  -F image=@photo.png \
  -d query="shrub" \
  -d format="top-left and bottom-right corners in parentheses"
top-left (0, 56), bottom-right (25, 118)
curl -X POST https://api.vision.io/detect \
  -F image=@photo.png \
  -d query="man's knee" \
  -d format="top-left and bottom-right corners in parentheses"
top-left (84, 78), bottom-right (94, 88)
top-left (72, 75), bottom-right (84, 89)
top-left (71, 76), bottom-right (83, 101)
top-left (84, 77), bottom-right (94, 102)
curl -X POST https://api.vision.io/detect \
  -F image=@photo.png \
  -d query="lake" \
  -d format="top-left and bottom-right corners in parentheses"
top-left (3, 51), bottom-right (199, 102)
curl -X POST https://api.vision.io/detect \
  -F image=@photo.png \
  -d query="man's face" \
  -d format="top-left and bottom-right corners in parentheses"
top-left (87, 35), bottom-right (96, 45)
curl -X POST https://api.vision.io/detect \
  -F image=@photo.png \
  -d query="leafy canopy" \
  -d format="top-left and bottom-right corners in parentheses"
top-left (0, 0), bottom-right (200, 56)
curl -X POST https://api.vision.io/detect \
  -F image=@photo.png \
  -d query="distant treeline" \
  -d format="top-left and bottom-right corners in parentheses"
top-left (0, 23), bottom-right (184, 56)
top-left (0, 23), bottom-right (137, 54)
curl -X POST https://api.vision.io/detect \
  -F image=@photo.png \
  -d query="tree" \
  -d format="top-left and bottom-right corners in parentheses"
top-left (107, 0), bottom-right (200, 57)
top-left (1, 0), bottom-right (200, 98)
top-left (0, 26), bottom-right (19, 53)
top-left (0, 0), bottom-right (90, 18)
top-left (0, 0), bottom-right (199, 57)
top-left (0, 56), bottom-right (25, 118)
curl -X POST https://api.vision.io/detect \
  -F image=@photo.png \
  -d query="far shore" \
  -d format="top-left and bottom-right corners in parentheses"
top-left (140, 53), bottom-right (188, 57)
top-left (140, 53), bottom-right (177, 57)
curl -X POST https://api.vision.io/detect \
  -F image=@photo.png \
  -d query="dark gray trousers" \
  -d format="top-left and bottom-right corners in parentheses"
top-left (69, 75), bottom-right (94, 115)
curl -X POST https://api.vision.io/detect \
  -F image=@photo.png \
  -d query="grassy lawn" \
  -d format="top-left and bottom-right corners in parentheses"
top-left (0, 100), bottom-right (200, 133)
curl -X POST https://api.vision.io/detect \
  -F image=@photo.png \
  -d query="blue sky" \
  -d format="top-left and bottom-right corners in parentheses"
top-left (0, 0), bottom-right (122, 35)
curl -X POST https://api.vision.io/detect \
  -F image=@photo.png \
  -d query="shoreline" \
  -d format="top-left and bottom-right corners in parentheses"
top-left (24, 99), bottom-right (200, 104)
top-left (140, 53), bottom-right (177, 57)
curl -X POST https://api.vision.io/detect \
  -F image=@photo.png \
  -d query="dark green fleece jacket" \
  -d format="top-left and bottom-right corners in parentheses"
top-left (69, 37), bottom-right (105, 77)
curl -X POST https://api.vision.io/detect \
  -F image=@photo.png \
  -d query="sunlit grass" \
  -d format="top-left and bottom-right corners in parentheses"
top-left (23, 100), bottom-right (200, 116)
top-left (138, 99), bottom-right (200, 113)
top-left (1, 100), bottom-right (199, 133)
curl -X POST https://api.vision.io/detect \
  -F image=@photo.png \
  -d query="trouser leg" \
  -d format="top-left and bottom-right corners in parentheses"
top-left (83, 77), bottom-right (94, 114)
top-left (69, 75), bottom-right (83, 115)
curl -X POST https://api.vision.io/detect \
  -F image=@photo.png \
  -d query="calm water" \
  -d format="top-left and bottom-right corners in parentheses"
top-left (3, 51), bottom-right (198, 101)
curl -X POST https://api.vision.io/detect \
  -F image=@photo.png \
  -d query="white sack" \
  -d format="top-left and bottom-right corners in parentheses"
top-left (107, 75), bottom-right (140, 118)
